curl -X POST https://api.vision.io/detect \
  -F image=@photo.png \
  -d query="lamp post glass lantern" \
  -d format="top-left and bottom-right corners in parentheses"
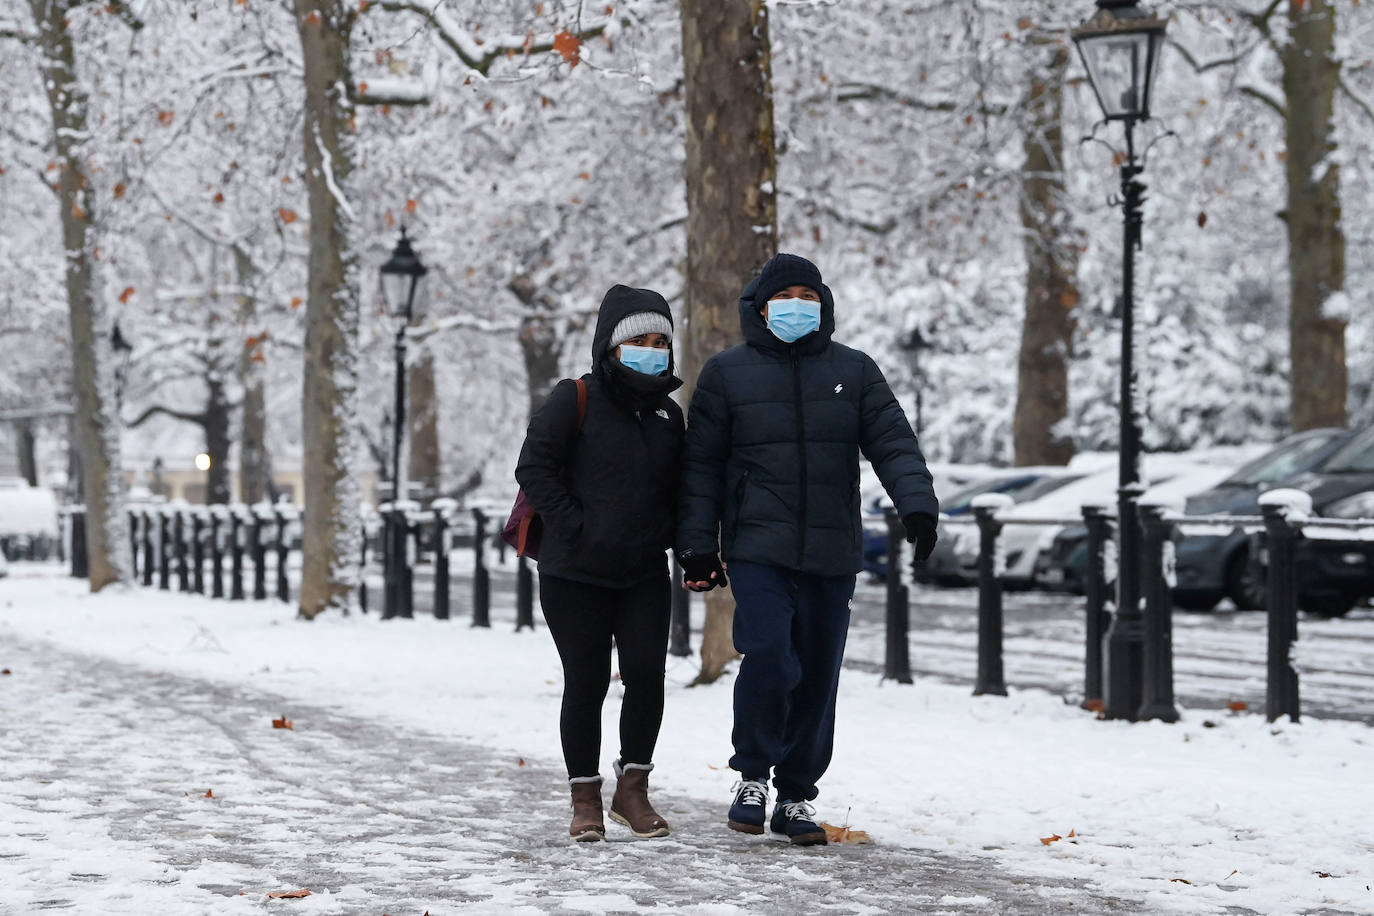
top-left (379, 227), bottom-right (427, 619)
top-left (1072, 0), bottom-right (1167, 722)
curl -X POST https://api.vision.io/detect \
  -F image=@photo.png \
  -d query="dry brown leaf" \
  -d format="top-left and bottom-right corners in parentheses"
top-left (272, 715), bottom-right (293, 730)
top-left (267, 888), bottom-right (310, 899)
top-left (2, 668), bottom-right (12, 675)
top-left (1170, 877), bottom-right (1193, 885)
top-left (289, 296), bottom-right (303, 309)
top-left (820, 822), bottom-right (873, 845)
top-left (552, 30), bottom-right (581, 67)
top-left (278, 208), bottom-right (297, 224)
top-left (204, 789), bottom-right (214, 798)
top-left (517, 758), bottom-right (526, 767)
top-left (1227, 701), bottom-right (1248, 712)
top-left (1040, 833), bottom-right (1062, 846)
top-left (1083, 698), bottom-right (1104, 713)
top-left (1067, 829), bottom-right (1076, 838)
top-left (118, 287), bottom-right (135, 304)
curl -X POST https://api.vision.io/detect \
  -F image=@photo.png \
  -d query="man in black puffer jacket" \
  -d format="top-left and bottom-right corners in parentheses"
top-left (677, 253), bottom-right (938, 846)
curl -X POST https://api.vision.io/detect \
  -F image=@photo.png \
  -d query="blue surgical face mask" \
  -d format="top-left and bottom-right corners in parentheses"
top-left (618, 344), bottom-right (671, 376)
top-left (765, 297), bottom-right (822, 343)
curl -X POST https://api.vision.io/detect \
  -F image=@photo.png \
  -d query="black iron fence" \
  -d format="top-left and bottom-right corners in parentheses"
top-left (64, 502), bottom-right (701, 654)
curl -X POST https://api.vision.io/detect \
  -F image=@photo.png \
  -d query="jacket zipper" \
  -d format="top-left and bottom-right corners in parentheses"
top-left (790, 348), bottom-right (808, 567)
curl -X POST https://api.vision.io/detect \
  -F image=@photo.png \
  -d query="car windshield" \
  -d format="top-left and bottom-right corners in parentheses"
top-left (1223, 431), bottom-right (1346, 484)
top-left (1010, 473), bottom-right (1086, 502)
top-left (939, 474), bottom-right (1042, 514)
top-left (1319, 426), bottom-right (1374, 473)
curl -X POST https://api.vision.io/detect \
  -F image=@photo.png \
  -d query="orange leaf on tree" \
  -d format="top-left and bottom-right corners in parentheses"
top-left (156, 110), bottom-right (174, 126)
top-left (405, 198), bottom-right (418, 214)
top-left (267, 888), bottom-right (310, 899)
top-left (272, 715), bottom-right (293, 729)
top-left (118, 287), bottom-right (135, 304)
top-left (278, 208), bottom-right (298, 224)
top-left (552, 30), bottom-right (581, 67)
top-left (213, 192), bottom-right (225, 204)
top-left (113, 182), bottom-right (126, 199)
top-left (290, 296), bottom-right (303, 309)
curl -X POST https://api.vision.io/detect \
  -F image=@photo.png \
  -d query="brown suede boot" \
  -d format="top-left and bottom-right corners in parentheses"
top-left (569, 777), bottom-right (605, 842)
top-left (608, 760), bottom-right (670, 838)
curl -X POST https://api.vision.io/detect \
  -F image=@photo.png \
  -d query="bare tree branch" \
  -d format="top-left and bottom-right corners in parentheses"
top-left (1339, 76), bottom-right (1374, 125)
top-left (126, 404), bottom-right (208, 429)
top-left (1240, 84), bottom-right (1286, 118)
top-left (107, 0), bottom-right (145, 31)
top-left (374, 1), bottom-right (610, 76)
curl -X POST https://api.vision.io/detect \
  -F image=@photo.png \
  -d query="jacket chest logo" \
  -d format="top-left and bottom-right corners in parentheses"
top-left (833, 383), bottom-right (844, 395)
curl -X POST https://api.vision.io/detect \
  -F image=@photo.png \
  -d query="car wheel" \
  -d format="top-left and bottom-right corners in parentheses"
top-left (1172, 590), bottom-right (1220, 612)
top-left (1225, 548), bottom-right (1267, 611)
top-left (1302, 591), bottom-right (1357, 618)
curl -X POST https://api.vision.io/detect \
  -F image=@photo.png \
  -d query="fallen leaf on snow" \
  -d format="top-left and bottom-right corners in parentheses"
top-left (272, 715), bottom-right (293, 730)
top-left (1082, 698), bottom-right (1104, 713)
top-left (1227, 701), bottom-right (1248, 712)
top-left (1, 668), bottom-right (10, 675)
top-left (267, 888), bottom-right (310, 899)
top-left (820, 823), bottom-right (873, 845)
top-left (517, 758), bottom-right (526, 767)
top-left (204, 789), bottom-right (213, 798)
top-left (1170, 877), bottom-right (1193, 885)
top-left (1040, 834), bottom-right (1062, 846)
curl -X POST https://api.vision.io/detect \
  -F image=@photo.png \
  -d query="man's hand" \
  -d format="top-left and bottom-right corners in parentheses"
top-left (902, 512), bottom-right (939, 562)
top-left (679, 550), bottom-right (728, 592)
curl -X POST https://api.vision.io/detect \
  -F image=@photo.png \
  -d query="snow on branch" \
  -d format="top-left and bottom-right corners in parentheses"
top-left (0, 19), bottom-right (34, 41)
top-left (374, 1), bottom-right (612, 76)
top-left (349, 76), bottom-right (430, 107)
top-left (126, 404), bottom-right (209, 429)
top-left (106, 0), bottom-right (145, 31)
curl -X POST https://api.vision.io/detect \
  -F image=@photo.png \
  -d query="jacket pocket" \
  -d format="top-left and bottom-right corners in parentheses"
top-left (728, 469), bottom-right (752, 540)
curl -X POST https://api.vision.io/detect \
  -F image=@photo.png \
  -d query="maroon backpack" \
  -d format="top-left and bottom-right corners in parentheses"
top-left (501, 378), bottom-right (587, 559)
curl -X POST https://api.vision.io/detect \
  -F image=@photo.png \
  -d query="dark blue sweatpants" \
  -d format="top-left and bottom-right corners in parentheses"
top-left (727, 561), bottom-right (855, 802)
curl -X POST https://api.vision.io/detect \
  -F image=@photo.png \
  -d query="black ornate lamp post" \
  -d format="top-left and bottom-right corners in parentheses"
top-left (1071, 0), bottom-right (1167, 721)
top-left (379, 227), bottom-right (428, 619)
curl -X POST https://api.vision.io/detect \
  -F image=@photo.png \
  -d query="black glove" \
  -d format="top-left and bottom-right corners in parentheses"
top-left (679, 549), bottom-right (729, 591)
top-left (902, 512), bottom-right (939, 562)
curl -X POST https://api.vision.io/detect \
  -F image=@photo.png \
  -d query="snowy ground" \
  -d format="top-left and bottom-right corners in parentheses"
top-left (1, 563), bottom-right (1371, 915)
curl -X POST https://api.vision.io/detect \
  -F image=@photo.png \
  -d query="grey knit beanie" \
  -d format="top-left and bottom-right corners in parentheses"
top-left (609, 311), bottom-right (673, 348)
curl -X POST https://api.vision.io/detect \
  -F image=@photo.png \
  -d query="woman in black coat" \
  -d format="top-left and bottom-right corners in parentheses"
top-left (514, 284), bottom-right (684, 842)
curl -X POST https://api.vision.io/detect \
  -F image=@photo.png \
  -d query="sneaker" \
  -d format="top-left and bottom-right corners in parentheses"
top-left (727, 778), bottom-right (769, 834)
top-left (769, 798), bottom-right (828, 846)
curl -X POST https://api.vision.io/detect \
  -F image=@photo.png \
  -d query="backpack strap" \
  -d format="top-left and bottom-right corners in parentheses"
top-left (574, 378), bottom-right (587, 429)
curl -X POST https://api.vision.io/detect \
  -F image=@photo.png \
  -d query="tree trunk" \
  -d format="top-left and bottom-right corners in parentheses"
top-left (234, 245), bottom-right (272, 505)
top-left (680, 0), bottom-right (778, 685)
top-left (15, 420), bottom-right (38, 487)
top-left (31, 0), bottom-right (130, 590)
top-left (296, 0), bottom-right (363, 619)
top-left (510, 275), bottom-right (564, 421)
top-left (1284, 0), bottom-right (1346, 431)
top-left (1013, 36), bottom-right (1077, 467)
top-left (204, 377), bottom-right (233, 505)
top-left (408, 350), bottom-right (440, 500)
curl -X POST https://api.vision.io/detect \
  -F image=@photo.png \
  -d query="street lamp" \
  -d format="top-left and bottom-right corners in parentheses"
top-left (1071, 0), bottom-right (1167, 721)
top-left (379, 226), bottom-right (428, 619)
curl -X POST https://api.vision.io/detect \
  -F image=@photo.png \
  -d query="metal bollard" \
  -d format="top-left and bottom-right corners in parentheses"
top-left (158, 511), bottom-right (171, 590)
top-left (883, 507), bottom-right (913, 684)
top-left (192, 512), bottom-right (205, 594)
top-left (274, 506), bottom-right (291, 603)
top-left (1260, 489), bottom-right (1307, 723)
top-left (403, 513), bottom-right (416, 615)
top-left (668, 557), bottom-right (689, 656)
top-left (472, 508), bottom-right (491, 628)
top-left (142, 510), bottom-right (155, 587)
top-left (251, 509), bottom-right (267, 600)
top-left (515, 555), bottom-right (536, 632)
top-left (1137, 501), bottom-right (1179, 722)
top-left (971, 494), bottom-right (1012, 697)
top-left (70, 508), bottom-right (89, 579)
top-left (230, 509), bottom-right (246, 600)
top-left (209, 510), bottom-right (225, 598)
top-left (359, 515), bottom-right (371, 614)
top-left (1081, 505), bottom-right (1114, 709)
top-left (129, 511), bottom-right (140, 578)
top-left (175, 509), bottom-right (190, 592)
top-left (431, 500), bottom-right (456, 621)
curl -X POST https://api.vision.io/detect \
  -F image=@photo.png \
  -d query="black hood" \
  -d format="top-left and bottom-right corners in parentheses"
top-left (590, 284), bottom-right (675, 369)
top-left (737, 271), bottom-right (836, 357)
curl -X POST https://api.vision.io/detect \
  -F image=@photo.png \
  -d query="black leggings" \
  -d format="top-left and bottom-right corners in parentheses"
top-left (539, 571), bottom-right (671, 780)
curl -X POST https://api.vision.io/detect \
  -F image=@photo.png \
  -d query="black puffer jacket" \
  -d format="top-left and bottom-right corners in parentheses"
top-left (515, 285), bottom-right (685, 588)
top-left (677, 274), bottom-right (938, 577)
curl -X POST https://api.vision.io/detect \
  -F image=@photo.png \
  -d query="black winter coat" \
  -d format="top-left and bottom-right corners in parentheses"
top-left (515, 286), bottom-right (685, 588)
top-left (677, 275), bottom-right (938, 577)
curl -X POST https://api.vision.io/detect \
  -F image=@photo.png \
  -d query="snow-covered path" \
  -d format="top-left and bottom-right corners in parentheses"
top-left (1, 635), bottom-right (1137, 915)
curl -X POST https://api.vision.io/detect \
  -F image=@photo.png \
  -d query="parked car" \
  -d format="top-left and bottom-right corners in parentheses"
top-left (0, 478), bottom-right (60, 561)
top-left (1172, 426), bottom-right (1372, 615)
top-left (905, 469), bottom-right (1087, 585)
